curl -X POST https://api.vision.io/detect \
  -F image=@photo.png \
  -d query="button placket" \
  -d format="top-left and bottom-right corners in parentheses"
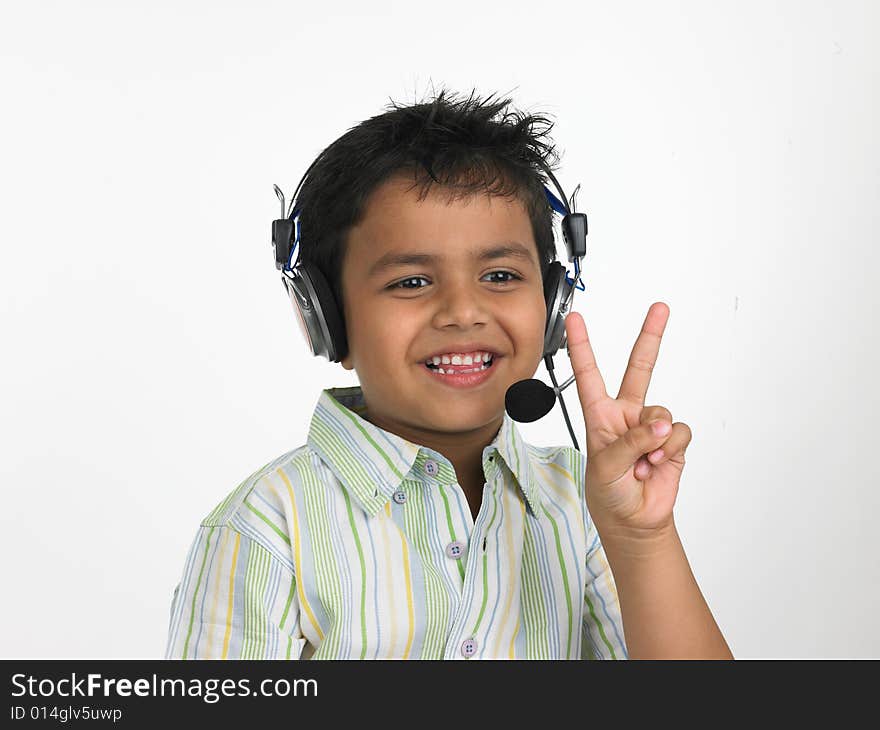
top-left (442, 478), bottom-right (496, 659)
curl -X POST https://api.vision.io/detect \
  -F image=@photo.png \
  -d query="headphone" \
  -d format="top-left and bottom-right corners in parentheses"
top-left (271, 156), bottom-right (587, 364)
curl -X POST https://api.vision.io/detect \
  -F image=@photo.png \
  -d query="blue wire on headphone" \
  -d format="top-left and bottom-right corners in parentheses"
top-left (284, 212), bottom-right (301, 272)
top-left (543, 184), bottom-right (568, 216)
top-left (544, 185), bottom-right (586, 292)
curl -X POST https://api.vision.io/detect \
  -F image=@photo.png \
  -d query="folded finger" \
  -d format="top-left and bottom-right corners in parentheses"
top-left (591, 418), bottom-right (672, 485)
top-left (640, 405), bottom-right (673, 426)
top-left (646, 422), bottom-right (692, 465)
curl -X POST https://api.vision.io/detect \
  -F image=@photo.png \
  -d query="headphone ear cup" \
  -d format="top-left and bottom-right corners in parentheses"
top-left (304, 263), bottom-right (348, 362)
top-left (542, 261), bottom-right (570, 358)
top-left (284, 263), bottom-right (348, 363)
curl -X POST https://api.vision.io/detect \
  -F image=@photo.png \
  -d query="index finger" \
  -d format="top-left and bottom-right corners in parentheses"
top-left (564, 311), bottom-right (608, 413)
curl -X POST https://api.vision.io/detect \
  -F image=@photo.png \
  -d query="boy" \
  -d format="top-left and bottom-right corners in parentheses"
top-left (164, 88), bottom-right (732, 660)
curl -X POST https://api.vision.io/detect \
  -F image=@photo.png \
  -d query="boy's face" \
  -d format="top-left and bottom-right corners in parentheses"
top-left (340, 173), bottom-right (547, 439)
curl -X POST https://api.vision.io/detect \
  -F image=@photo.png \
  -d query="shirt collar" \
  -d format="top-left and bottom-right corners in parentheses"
top-left (306, 385), bottom-right (543, 518)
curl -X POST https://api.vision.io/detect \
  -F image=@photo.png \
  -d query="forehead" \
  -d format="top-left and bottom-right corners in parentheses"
top-left (344, 173), bottom-right (538, 270)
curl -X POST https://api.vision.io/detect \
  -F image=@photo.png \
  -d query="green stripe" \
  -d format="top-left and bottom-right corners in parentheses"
top-left (437, 484), bottom-right (465, 582)
top-left (204, 456), bottom-right (279, 526)
top-left (204, 480), bottom-right (247, 526)
top-left (521, 517), bottom-right (550, 658)
top-left (243, 499), bottom-right (291, 545)
top-left (242, 540), bottom-right (271, 658)
top-left (541, 504), bottom-right (574, 658)
top-left (327, 395), bottom-right (404, 479)
top-left (404, 483), bottom-right (446, 658)
top-left (584, 591), bottom-right (617, 659)
top-left (298, 457), bottom-right (343, 657)
top-left (470, 481), bottom-right (500, 635)
top-left (342, 487), bottom-right (369, 659)
top-left (182, 525), bottom-right (215, 659)
top-left (279, 571), bottom-right (297, 630)
top-left (168, 389), bottom-right (628, 660)
top-left (311, 416), bottom-right (390, 512)
top-left (574, 446), bottom-right (617, 659)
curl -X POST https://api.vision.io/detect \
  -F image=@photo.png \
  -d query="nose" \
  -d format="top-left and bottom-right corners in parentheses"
top-left (430, 276), bottom-right (490, 330)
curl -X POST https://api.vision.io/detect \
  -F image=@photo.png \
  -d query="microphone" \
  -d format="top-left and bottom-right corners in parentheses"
top-left (504, 373), bottom-right (576, 423)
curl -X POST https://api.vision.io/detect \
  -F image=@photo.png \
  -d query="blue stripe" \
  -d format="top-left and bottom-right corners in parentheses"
top-left (165, 385), bottom-right (630, 661)
top-left (528, 509), bottom-right (560, 658)
top-left (192, 525), bottom-right (224, 656)
top-left (480, 479), bottom-right (507, 653)
top-left (542, 488), bottom-right (582, 658)
top-left (251, 486), bottom-right (287, 523)
top-left (584, 546), bottom-right (628, 657)
top-left (362, 513), bottom-right (382, 659)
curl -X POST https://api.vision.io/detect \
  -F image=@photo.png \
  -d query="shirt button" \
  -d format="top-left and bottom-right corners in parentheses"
top-left (445, 540), bottom-right (465, 559)
top-left (460, 637), bottom-right (478, 658)
top-left (423, 459), bottom-right (439, 476)
top-left (392, 489), bottom-right (407, 505)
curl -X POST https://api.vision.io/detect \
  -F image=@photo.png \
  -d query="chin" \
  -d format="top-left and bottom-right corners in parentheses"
top-left (421, 403), bottom-right (504, 430)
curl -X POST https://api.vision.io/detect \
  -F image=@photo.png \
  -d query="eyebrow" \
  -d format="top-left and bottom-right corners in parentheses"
top-left (367, 241), bottom-right (536, 278)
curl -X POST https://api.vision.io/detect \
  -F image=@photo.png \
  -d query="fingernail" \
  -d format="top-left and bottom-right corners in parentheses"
top-left (648, 448), bottom-right (665, 463)
top-left (652, 420), bottom-right (671, 437)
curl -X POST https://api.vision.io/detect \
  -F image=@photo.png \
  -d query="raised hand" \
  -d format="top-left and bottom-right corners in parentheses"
top-left (564, 303), bottom-right (692, 539)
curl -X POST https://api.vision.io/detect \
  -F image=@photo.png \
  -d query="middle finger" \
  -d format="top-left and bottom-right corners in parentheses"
top-left (616, 302), bottom-right (669, 406)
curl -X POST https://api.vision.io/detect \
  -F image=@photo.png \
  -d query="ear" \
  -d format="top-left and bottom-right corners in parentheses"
top-left (340, 350), bottom-right (354, 371)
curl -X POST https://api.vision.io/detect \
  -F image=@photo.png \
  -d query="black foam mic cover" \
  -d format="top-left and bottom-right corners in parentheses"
top-left (505, 379), bottom-right (557, 423)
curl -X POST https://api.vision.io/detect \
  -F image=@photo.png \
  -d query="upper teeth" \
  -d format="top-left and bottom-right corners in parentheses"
top-left (428, 351), bottom-right (493, 366)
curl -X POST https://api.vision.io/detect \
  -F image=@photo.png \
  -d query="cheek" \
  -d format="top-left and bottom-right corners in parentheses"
top-left (347, 299), bottom-right (418, 362)
top-left (500, 292), bottom-right (548, 355)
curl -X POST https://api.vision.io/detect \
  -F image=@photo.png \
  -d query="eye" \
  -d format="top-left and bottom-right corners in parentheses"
top-left (389, 276), bottom-right (430, 290)
top-left (482, 270), bottom-right (522, 284)
top-left (387, 271), bottom-right (522, 291)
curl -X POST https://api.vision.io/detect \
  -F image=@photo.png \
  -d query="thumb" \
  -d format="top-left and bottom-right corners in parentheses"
top-left (591, 419), bottom-right (671, 485)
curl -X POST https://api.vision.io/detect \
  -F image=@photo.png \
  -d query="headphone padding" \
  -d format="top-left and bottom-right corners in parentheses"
top-left (300, 262), bottom-right (348, 363)
top-left (542, 261), bottom-right (568, 357)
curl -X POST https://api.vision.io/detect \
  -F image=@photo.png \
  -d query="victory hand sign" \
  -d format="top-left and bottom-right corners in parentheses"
top-left (564, 302), bottom-right (692, 540)
top-left (565, 304), bottom-right (732, 658)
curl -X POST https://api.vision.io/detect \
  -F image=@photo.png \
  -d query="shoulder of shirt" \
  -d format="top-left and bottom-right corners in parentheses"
top-left (525, 442), bottom-right (587, 497)
top-left (531, 443), bottom-right (599, 540)
top-left (199, 441), bottom-right (319, 529)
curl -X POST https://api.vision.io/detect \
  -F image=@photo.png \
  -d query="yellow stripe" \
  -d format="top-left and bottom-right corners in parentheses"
top-left (276, 467), bottom-right (324, 641)
top-left (544, 459), bottom-right (619, 644)
top-left (221, 532), bottom-right (240, 659)
top-left (204, 528), bottom-right (229, 658)
top-left (593, 542), bottom-right (618, 630)
top-left (509, 613), bottom-right (522, 659)
top-left (492, 478), bottom-right (519, 658)
top-left (399, 524), bottom-right (415, 659)
top-left (380, 502), bottom-right (399, 658)
top-left (541, 461), bottom-right (580, 511)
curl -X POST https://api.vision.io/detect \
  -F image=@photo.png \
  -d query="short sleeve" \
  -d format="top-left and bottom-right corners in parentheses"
top-left (164, 523), bottom-right (306, 659)
top-left (581, 496), bottom-right (629, 660)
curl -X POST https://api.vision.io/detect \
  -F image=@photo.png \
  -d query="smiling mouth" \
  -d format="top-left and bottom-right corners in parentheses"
top-left (424, 355), bottom-right (496, 375)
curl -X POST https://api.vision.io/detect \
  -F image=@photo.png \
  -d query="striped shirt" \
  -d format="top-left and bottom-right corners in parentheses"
top-left (164, 385), bottom-right (628, 660)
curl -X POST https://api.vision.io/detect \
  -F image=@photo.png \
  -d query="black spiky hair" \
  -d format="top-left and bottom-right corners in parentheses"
top-left (294, 85), bottom-right (563, 325)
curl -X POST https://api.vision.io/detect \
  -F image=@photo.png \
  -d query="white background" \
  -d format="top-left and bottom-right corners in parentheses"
top-left (1, 0), bottom-right (877, 659)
